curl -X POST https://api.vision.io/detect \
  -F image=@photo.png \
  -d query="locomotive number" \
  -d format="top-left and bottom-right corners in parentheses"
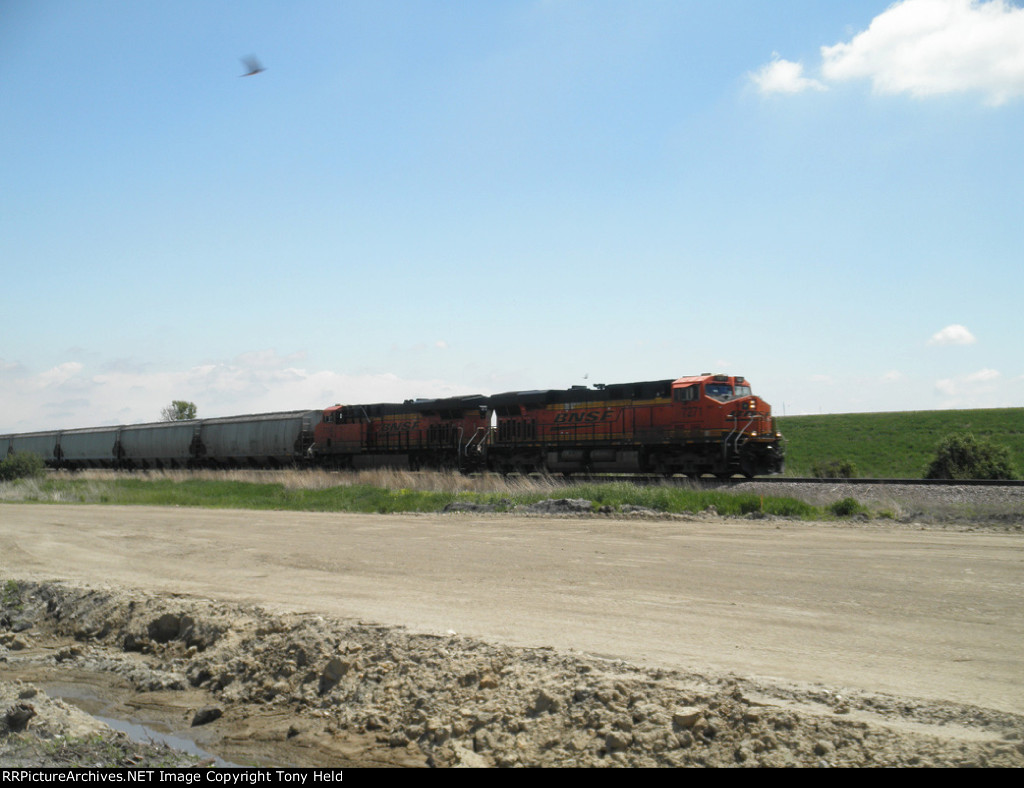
top-left (553, 409), bottom-right (616, 424)
top-left (380, 421), bottom-right (420, 434)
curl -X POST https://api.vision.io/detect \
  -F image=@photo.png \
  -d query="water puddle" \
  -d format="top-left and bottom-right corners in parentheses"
top-left (91, 714), bottom-right (235, 768)
top-left (36, 681), bottom-right (236, 768)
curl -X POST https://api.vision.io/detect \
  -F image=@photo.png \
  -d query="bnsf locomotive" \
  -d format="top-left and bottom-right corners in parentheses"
top-left (1, 373), bottom-right (784, 478)
top-left (482, 374), bottom-right (782, 478)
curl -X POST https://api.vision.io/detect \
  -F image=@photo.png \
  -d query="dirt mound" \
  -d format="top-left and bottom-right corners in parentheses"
top-left (3, 580), bottom-right (1023, 767)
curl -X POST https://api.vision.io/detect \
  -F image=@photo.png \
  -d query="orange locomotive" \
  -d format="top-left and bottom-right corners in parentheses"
top-left (310, 374), bottom-right (784, 478)
top-left (486, 373), bottom-right (783, 478)
top-left (312, 394), bottom-right (492, 471)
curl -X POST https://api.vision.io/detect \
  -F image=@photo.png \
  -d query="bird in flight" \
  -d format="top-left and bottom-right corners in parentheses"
top-left (240, 56), bottom-right (265, 77)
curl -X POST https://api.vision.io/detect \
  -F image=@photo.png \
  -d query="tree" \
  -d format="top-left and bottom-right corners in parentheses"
top-left (0, 452), bottom-right (45, 481)
top-left (161, 400), bottom-right (197, 422)
top-left (924, 432), bottom-right (1019, 481)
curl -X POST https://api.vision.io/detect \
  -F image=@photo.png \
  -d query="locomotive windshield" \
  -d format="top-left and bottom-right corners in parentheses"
top-left (705, 381), bottom-right (753, 401)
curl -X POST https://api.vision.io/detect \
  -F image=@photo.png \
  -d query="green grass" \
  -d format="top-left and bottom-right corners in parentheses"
top-left (2, 474), bottom-right (819, 519)
top-left (566, 481), bottom-right (816, 518)
top-left (2, 579), bottom-right (23, 611)
top-left (777, 407), bottom-right (1024, 478)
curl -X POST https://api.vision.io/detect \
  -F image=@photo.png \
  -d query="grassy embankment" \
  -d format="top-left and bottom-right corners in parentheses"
top-left (777, 407), bottom-right (1024, 478)
top-left (1, 469), bottom-right (820, 518)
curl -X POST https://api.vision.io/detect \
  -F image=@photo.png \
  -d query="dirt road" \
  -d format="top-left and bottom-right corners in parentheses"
top-left (2, 504), bottom-right (1022, 715)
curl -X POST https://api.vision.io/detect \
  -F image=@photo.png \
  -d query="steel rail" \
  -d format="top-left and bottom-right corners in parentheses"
top-left (726, 476), bottom-right (1024, 487)
top-left (556, 474), bottom-right (1024, 488)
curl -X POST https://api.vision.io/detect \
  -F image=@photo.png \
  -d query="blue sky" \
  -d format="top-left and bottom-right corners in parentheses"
top-left (3, 0), bottom-right (1023, 431)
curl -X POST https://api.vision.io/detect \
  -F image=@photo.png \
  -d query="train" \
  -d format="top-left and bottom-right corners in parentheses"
top-left (0, 373), bottom-right (784, 478)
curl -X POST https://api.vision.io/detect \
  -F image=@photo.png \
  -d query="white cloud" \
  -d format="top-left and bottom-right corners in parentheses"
top-left (881, 370), bottom-right (907, 382)
top-left (928, 324), bottom-right (977, 345)
top-left (966, 367), bottom-right (1001, 382)
top-left (35, 362), bottom-right (84, 387)
top-left (756, 0), bottom-right (1024, 104)
top-left (750, 56), bottom-right (827, 94)
top-left (935, 367), bottom-right (1004, 400)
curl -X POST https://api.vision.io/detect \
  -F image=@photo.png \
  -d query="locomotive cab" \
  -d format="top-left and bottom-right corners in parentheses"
top-left (668, 374), bottom-right (783, 477)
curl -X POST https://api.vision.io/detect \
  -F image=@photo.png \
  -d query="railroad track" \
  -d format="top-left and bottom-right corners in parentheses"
top-left (727, 476), bottom-right (1024, 487)
top-left (575, 475), bottom-right (1024, 488)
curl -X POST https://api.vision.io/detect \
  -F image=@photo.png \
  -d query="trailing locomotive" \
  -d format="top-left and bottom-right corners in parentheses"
top-left (1, 373), bottom-right (784, 477)
top-left (312, 395), bottom-right (491, 471)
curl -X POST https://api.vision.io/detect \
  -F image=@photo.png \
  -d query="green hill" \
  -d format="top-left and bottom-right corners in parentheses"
top-left (775, 408), bottom-right (1024, 479)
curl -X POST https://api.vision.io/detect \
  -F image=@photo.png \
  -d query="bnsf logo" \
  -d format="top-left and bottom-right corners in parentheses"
top-left (554, 409), bottom-right (615, 424)
top-left (380, 421), bottom-right (420, 434)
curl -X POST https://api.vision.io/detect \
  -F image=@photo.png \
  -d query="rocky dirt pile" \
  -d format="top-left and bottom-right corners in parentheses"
top-left (3, 580), bottom-right (1023, 768)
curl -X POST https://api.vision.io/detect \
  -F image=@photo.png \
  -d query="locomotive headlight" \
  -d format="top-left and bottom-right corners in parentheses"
top-left (751, 431), bottom-right (758, 437)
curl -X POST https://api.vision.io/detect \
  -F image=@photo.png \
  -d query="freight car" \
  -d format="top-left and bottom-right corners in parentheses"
top-left (0, 410), bottom-right (319, 470)
top-left (1, 373), bottom-right (784, 477)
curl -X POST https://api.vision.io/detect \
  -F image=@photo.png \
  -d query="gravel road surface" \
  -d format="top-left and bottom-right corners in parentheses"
top-left (2, 503), bottom-right (1022, 713)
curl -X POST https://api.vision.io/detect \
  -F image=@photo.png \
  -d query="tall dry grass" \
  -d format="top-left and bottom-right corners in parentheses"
top-left (0, 476), bottom-right (108, 503)
top-left (49, 468), bottom-right (569, 495)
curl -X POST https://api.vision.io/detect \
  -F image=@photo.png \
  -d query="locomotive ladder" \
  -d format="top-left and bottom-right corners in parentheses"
top-left (722, 416), bottom-right (757, 465)
top-left (463, 427), bottom-right (489, 452)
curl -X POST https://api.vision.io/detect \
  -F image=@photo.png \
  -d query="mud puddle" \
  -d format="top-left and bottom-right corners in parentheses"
top-left (27, 678), bottom-right (234, 767)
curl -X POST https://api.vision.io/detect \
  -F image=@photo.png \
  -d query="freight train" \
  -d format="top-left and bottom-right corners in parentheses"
top-left (0, 373), bottom-right (784, 478)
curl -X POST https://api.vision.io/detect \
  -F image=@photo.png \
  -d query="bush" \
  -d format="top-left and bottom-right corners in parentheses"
top-left (827, 497), bottom-right (866, 517)
top-left (0, 452), bottom-right (46, 481)
top-left (924, 433), bottom-right (1019, 481)
top-left (811, 459), bottom-right (858, 479)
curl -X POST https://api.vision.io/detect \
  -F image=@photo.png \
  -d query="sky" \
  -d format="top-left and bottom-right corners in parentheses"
top-left (2, 0), bottom-right (1023, 432)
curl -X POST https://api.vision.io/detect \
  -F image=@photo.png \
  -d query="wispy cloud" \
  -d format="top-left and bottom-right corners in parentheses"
top-left (928, 324), bottom-right (977, 345)
top-left (935, 367), bottom-right (1003, 398)
top-left (754, 0), bottom-right (1024, 104)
